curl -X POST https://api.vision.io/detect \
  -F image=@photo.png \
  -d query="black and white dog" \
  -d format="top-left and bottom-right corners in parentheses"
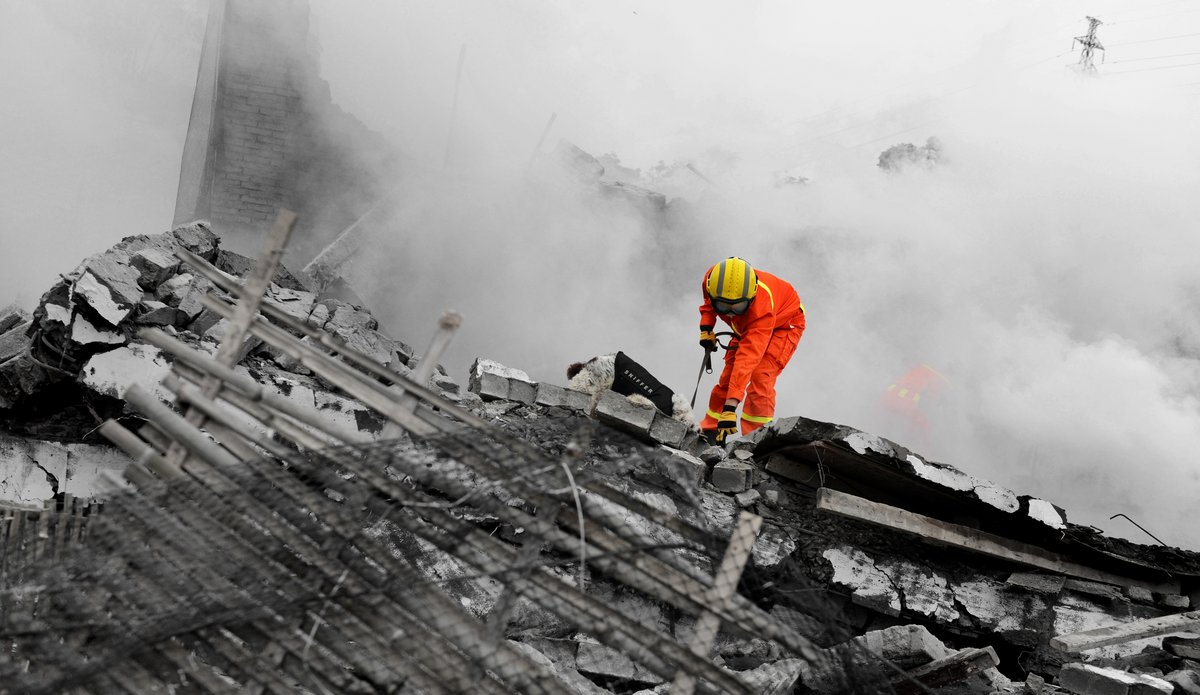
top-left (566, 352), bottom-right (696, 428)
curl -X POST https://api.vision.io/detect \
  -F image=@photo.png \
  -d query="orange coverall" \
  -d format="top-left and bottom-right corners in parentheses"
top-left (699, 270), bottom-right (805, 435)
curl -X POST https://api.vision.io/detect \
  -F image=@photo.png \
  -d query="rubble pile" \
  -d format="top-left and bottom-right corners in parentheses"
top-left (0, 222), bottom-right (430, 503)
top-left (2, 224), bottom-right (1200, 694)
top-left (467, 361), bottom-right (1200, 692)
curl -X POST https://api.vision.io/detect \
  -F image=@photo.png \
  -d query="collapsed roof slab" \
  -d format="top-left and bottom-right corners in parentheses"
top-left (746, 415), bottom-right (1200, 593)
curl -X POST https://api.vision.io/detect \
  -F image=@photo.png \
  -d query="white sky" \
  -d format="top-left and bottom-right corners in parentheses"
top-left (3, 0), bottom-right (1200, 548)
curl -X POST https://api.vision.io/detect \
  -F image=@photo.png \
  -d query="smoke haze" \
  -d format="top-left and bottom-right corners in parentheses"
top-left (3, 0), bottom-right (1200, 548)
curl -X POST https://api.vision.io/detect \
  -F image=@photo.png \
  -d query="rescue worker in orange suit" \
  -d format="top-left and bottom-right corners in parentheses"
top-left (879, 364), bottom-right (948, 452)
top-left (699, 257), bottom-right (805, 443)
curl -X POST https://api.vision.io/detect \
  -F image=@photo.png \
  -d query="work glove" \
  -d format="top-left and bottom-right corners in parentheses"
top-left (699, 325), bottom-right (717, 352)
top-left (714, 404), bottom-right (738, 444)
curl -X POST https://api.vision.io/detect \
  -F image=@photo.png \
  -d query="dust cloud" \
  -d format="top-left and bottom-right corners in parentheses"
top-left (0, 0), bottom-right (205, 307)
top-left (2, 0), bottom-right (1199, 549)
top-left (310, 0), bottom-right (1200, 549)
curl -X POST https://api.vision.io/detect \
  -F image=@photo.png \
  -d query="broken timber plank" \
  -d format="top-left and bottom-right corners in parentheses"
top-left (816, 488), bottom-right (1181, 595)
top-left (178, 253), bottom-right (492, 430)
top-left (1050, 610), bottom-right (1200, 653)
top-left (672, 510), bottom-right (764, 695)
top-left (166, 208), bottom-right (297, 470)
top-left (891, 646), bottom-right (999, 695)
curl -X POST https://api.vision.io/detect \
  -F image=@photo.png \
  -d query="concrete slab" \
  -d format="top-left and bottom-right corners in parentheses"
top-left (130, 247), bottom-right (180, 289)
top-left (594, 390), bottom-right (655, 437)
top-left (710, 461), bottom-right (754, 493)
top-left (648, 413), bottom-right (689, 448)
top-left (535, 382), bottom-right (592, 411)
top-left (1057, 662), bottom-right (1172, 695)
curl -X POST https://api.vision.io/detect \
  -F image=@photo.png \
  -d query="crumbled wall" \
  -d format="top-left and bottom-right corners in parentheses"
top-left (174, 0), bottom-right (397, 263)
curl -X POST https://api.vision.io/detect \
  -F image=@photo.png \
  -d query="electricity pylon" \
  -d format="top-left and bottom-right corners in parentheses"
top-left (1073, 16), bottom-right (1105, 73)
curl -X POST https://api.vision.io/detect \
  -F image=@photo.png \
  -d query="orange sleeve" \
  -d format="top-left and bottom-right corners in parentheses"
top-left (699, 280), bottom-right (717, 328)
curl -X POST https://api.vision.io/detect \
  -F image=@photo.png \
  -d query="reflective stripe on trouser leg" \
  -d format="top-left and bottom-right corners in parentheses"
top-left (740, 327), bottom-right (802, 435)
top-left (700, 353), bottom-right (736, 431)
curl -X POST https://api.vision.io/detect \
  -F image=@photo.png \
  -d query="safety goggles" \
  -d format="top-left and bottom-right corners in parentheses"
top-left (711, 297), bottom-right (751, 315)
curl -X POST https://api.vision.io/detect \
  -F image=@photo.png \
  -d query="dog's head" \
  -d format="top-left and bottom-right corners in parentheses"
top-left (566, 354), bottom-right (616, 395)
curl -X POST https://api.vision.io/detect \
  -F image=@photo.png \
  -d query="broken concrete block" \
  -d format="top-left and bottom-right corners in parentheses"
top-left (469, 359), bottom-right (533, 401)
top-left (0, 306), bottom-right (29, 334)
top-left (215, 248), bottom-right (307, 290)
top-left (802, 623), bottom-right (955, 692)
top-left (535, 382), bottom-right (592, 411)
top-left (1164, 636), bottom-right (1200, 660)
top-left (822, 546), bottom-right (960, 622)
top-left (507, 378), bottom-right (536, 405)
top-left (594, 390), bottom-right (655, 437)
top-left (1127, 586), bottom-right (1155, 603)
top-left (456, 390), bottom-right (483, 409)
top-left (678, 431), bottom-right (706, 456)
top-left (1154, 592), bottom-right (1190, 609)
top-left (264, 285), bottom-right (317, 322)
top-left (133, 300), bottom-right (185, 327)
top-left (171, 220), bottom-right (219, 260)
top-left (574, 639), bottom-right (636, 680)
top-left (472, 371), bottom-right (510, 401)
top-left (0, 319), bottom-right (32, 363)
top-left (698, 445), bottom-right (725, 465)
top-left (1064, 578), bottom-right (1124, 603)
top-left (751, 524), bottom-right (797, 569)
top-left (657, 447), bottom-right (706, 488)
top-left (70, 315), bottom-right (126, 346)
top-left (80, 343), bottom-right (174, 403)
top-left (156, 273), bottom-right (214, 320)
top-left (852, 624), bottom-right (954, 669)
top-left (200, 319), bottom-right (262, 362)
top-left (42, 303), bottom-right (71, 327)
top-left (82, 253), bottom-right (146, 309)
top-left (729, 448), bottom-right (752, 463)
top-left (391, 339), bottom-right (415, 366)
top-left (323, 299), bottom-right (378, 332)
top-left (129, 247), bottom-right (179, 289)
top-left (75, 269), bottom-right (138, 326)
top-left (431, 372), bottom-right (460, 395)
top-left (735, 489), bottom-right (761, 508)
top-left (1057, 662), bottom-right (1172, 695)
top-left (1026, 673), bottom-right (1051, 693)
top-left (505, 640), bottom-right (610, 695)
top-left (1163, 669), bottom-right (1200, 695)
top-left (1007, 572), bottom-right (1066, 595)
top-left (189, 309), bottom-right (224, 336)
top-left (891, 646), bottom-right (1001, 694)
top-left (336, 327), bottom-right (399, 369)
top-left (1026, 497), bottom-right (1067, 529)
top-left (0, 350), bottom-right (55, 409)
top-left (710, 460), bottom-right (754, 493)
top-left (574, 637), bottom-right (660, 684)
top-left (733, 658), bottom-right (805, 695)
top-left (648, 413), bottom-right (688, 448)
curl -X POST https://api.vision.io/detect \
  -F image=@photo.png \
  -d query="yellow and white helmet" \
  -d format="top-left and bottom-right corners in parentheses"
top-left (705, 257), bottom-right (757, 315)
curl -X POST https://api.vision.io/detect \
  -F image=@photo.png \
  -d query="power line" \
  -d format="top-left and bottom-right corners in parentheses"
top-left (1104, 59), bottom-right (1200, 75)
top-left (1107, 31), bottom-right (1200, 47)
top-left (1106, 9), bottom-right (1200, 26)
top-left (1099, 0), bottom-right (1191, 20)
top-left (1110, 50), bottom-right (1200, 64)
